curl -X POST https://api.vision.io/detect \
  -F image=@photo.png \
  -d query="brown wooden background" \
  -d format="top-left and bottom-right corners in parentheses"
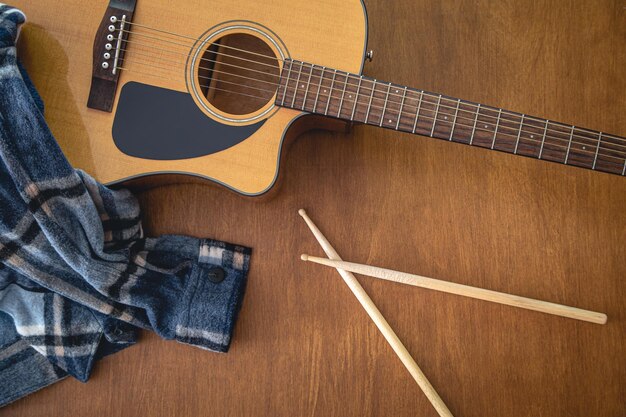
top-left (6, 1), bottom-right (626, 416)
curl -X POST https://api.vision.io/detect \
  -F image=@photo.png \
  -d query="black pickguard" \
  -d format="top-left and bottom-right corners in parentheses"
top-left (111, 82), bottom-right (265, 160)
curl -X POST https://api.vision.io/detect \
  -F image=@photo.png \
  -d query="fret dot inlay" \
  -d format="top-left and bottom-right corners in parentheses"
top-left (275, 59), bottom-right (626, 178)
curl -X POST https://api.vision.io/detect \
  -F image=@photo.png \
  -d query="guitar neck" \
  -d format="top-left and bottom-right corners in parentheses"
top-left (275, 59), bottom-right (626, 177)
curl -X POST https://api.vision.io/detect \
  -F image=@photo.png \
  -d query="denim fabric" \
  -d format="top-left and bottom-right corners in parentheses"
top-left (0, 5), bottom-right (251, 406)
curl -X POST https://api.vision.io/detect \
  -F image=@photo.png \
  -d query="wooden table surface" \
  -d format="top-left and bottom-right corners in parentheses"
top-left (6, 1), bottom-right (626, 416)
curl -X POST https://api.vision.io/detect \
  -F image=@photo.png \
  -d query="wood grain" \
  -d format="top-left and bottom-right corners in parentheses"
top-left (278, 61), bottom-right (626, 177)
top-left (86, 0), bottom-right (136, 112)
top-left (300, 254), bottom-right (607, 324)
top-left (298, 210), bottom-right (454, 417)
top-left (10, 0), bottom-right (366, 194)
top-left (5, 1), bottom-right (626, 416)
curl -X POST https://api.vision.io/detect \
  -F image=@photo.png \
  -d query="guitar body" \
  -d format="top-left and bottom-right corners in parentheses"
top-left (15, 0), bottom-right (368, 195)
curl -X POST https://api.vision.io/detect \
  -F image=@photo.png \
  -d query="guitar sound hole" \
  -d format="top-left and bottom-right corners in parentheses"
top-left (198, 33), bottom-right (280, 115)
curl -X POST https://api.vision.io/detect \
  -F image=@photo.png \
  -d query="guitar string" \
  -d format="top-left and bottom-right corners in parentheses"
top-left (115, 64), bottom-right (275, 101)
top-left (115, 49), bottom-right (626, 162)
top-left (116, 32), bottom-right (280, 70)
top-left (115, 43), bottom-right (279, 86)
top-left (117, 43), bottom-right (279, 78)
top-left (114, 45), bottom-right (626, 158)
top-left (114, 58), bottom-right (626, 165)
top-left (113, 28), bottom-right (625, 149)
top-left (112, 23), bottom-right (625, 145)
top-left (120, 20), bottom-right (279, 60)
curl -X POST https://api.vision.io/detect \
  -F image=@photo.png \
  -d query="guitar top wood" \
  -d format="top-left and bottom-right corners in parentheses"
top-left (15, 0), bottom-right (367, 194)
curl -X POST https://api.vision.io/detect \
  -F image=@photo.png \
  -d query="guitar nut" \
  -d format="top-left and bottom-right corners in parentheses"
top-left (102, 62), bottom-right (109, 69)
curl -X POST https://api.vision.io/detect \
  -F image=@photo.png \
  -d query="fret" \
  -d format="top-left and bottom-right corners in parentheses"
top-left (430, 94), bottom-right (442, 136)
top-left (379, 83), bottom-right (392, 127)
top-left (277, 59), bottom-right (626, 178)
top-left (592, 132), bottom-right (603, 169)
top-left (350, 76), bottom-right (362, 121)
top-left (396, 87), bottom-right (407, 130)
top-left (280, 60), bottom-right (294, 105)
top-left (412, 90), bottom-right (424, 133)
top-left (337, 72), bottom-right (349, 117)
top-left (514, 114), bottom-right (525, 154)
top-left (312, 66), bottom-right (325, 113)
top-left (490, 109), bottom-right (502, 149)
top-left (566, 133), bottom-right (599, 169)
top-left (324, 69), bottom-right (337, 116)
top-left (301, 63), bottom-right (314, 111)
top-left (538, 119), bottom-right (549, 159)
top-left (291, 61), bottom-right (304, 107)
top-left (469, 104), bottom-right (481, 145)
top-left (364, 78), bottom-right (376, 124)
top-left (564, 125), bottom-right (574, 164)
top-left (449, 99), bottom-right (461, 140)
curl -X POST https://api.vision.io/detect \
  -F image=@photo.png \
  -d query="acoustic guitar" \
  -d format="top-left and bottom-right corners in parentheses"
top-left (16, 0), bottom-right (626, 195)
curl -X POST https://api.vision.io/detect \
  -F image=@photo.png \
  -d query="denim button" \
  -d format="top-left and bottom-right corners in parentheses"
top-left (113, 327), bottom-right (123, 336)
top-left (207, 267), bottom-right (225, 283)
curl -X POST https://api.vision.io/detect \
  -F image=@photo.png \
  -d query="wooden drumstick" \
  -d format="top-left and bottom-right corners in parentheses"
top-left (298, 209), bottom-right (454, 417)
top-left (300, 255), bottom-right (607, 325)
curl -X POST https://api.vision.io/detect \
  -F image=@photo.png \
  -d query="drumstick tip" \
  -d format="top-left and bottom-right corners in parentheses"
top-left (300, 254), bottom-right (309, 261)
top-left (298, 209), bottom-right (307, 217)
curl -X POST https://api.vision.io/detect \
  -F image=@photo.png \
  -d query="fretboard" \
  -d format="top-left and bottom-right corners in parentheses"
top-left (275, 59), bottom-right (626, 177)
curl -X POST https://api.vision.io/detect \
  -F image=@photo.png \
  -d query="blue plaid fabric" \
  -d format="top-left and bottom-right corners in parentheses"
top-left (0, 5), bottom-right (251, 406)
